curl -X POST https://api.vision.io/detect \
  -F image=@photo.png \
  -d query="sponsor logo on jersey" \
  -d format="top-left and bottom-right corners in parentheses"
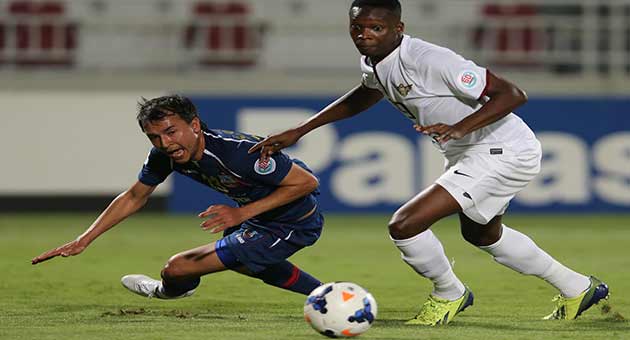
top-left (218, 172), bottom-right (240, 188)
top-left (254, 158), bottom-right (276, 175)
top-left (459, 71), bottom-right (479, 89)
top-left (395, 83), bottom-right (413, 97)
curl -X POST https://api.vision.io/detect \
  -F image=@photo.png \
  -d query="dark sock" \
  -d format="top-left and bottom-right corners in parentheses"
top-left (160, 277), bottom-right (200, 297)
top-left (255, 261), bottom-right (321, 295)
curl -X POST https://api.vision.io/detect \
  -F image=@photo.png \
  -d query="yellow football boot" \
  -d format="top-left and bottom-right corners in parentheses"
top-left (544, 276), bottom-right (609, 320)
top-left (406, 287), bottom-right (474, 326)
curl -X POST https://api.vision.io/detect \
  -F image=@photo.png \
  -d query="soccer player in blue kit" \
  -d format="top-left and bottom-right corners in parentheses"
top-left (32, 95), bottom-right (324, 299)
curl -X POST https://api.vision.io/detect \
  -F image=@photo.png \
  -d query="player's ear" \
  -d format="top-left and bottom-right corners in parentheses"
top-left (397, 21), bottom-right (405, 35)
top-left (191, 117), bottom-right (201, 134)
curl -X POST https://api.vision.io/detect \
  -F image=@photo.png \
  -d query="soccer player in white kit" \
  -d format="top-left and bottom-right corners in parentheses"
top-left (249, 0), bottom-right (609, 325)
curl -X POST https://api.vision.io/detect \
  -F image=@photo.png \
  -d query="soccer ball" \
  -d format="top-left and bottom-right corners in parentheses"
top-left (304, 282), bottom-right (377, 338)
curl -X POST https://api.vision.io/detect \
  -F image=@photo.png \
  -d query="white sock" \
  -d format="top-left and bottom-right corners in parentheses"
top-left (479, 224), bottom-right (590, 298)
top-left (392, 230), bottom-right (466, 301)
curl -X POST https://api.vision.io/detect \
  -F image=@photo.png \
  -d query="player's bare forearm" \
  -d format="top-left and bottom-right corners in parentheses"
top-left (77, 183), bottom-right (153, 245)
top-left (199, 165), bottom-right (318, 232)
top-left (455, 71), bottom-right (527, 135)
top-left (241, 165), bottom-right (318, 220)
top-left (296, 84), bottom-right (383, 136)
top-left (418, 71), bottom-right (526, 143)
top-left (31, 181), bottom-right (154, 264)
top-left (248, 85), bottom-right (382, 158)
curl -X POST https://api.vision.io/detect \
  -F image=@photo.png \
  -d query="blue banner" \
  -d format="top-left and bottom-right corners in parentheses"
top-left (170, 96), bottom-right (630, 213)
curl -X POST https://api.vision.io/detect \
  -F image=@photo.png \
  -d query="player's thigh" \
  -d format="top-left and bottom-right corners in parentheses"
top-left (389, 183), bottom-right (461, 236)
top-left (163, 242), bottom-right (228, 278)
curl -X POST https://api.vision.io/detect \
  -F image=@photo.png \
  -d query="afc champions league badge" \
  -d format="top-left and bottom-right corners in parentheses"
top-left (254, 158), bottom-right (277, 175)
top-left (459, 70), bottom-right (479, 89)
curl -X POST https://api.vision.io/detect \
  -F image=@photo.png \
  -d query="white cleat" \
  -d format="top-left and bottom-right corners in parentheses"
top-left (121, 274), bottom-right (195, 299)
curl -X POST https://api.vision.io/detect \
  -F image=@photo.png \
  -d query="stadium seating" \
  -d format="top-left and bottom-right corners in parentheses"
top-left (0, 0), bottom-right (77, 66)
top-left (473, 4), bottom-right (545, 67)
top-left (184, 1), bottom-right (265, 66)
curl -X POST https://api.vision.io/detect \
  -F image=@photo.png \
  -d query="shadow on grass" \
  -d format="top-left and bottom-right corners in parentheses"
top-left (99, 306), bottom-right (309, 322)
top-left (101, 308), bottom-right (215, 319)
top-left (451, 319), bottom-right (629, 332)
top-left (372, 314), bottom-right (629, 333)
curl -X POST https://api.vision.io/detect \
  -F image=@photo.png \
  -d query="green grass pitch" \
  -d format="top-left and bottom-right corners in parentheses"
top-left (1, 213), bottom-right (629, 339)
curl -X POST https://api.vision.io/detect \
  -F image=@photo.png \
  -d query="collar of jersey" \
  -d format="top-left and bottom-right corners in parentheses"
top-left (364, 34), bottom-right (409, 68)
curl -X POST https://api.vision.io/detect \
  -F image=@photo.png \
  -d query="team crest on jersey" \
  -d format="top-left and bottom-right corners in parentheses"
top-left (395, 83), bottom-right (413, 97)
top-left (459, 71), bottom-right (479, 89)
top-left (254, 158), bottom-right (276, 175)
top-left (242, 228), bottom-right (262, 241)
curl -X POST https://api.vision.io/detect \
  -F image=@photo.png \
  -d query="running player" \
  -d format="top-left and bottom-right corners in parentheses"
top-left (32, 95), bottom-right (324, 299)
top-left (248, 0), bottom-right (608, 325)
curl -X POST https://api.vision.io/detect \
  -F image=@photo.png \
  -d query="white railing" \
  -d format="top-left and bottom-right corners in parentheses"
top-left (0, 0), bottom-right (628, 76)
top-left (445, 0), bottom-right (630, 75)
top-left (0, 0), bottom-right (77, 66)
top-left (184, 16), bottom-right (265, 66)
top-left (0, 19), bottom-right (76, 63)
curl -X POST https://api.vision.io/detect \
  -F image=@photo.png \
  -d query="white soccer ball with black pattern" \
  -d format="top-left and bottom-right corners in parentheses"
top-left (304, 282), bottom-right (377, 338)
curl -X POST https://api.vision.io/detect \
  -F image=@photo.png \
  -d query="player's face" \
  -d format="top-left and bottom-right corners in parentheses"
top-left (143, 113), bottom-right (203, 164)
top-left (349, 6), bottom-right (403, 63)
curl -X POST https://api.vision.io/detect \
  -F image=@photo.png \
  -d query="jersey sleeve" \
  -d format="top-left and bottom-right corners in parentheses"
top-left (137, 148), bottom-right (173, 186)
top-left (425, 50), bottom-right (488, 100)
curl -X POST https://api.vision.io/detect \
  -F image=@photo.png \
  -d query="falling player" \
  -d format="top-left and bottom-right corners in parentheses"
top-left (33, 95), bottom-right (324, 300)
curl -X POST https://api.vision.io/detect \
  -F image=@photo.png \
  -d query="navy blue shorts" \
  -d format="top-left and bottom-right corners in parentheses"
top-left (216, 210), bottom-right (323, 273)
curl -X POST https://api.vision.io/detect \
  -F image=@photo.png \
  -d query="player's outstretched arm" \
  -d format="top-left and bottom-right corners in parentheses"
top-left (248, 84), bottom-right (383, 160)
top-left (199, 164), bottom-right (318, 233)
top-left (31, 181), bottom-right (156, 264)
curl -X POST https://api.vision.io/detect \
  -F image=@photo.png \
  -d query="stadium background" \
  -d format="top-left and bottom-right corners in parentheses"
top-left (2, 1), bottom-right (630, 339)
top-left (2, 0), bottom-right (629, 214)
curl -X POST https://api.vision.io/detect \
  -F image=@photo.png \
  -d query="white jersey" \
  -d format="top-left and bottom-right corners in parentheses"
top-left (360, 34), bottom-right (538, 159)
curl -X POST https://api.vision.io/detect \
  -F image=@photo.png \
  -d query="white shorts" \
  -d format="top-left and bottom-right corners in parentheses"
top-left (435, 142), bottom-right (541, 225)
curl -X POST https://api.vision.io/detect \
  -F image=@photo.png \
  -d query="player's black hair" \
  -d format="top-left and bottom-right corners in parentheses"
top-left (136, 95), bottom-right (208, 131)
top-left (350, 0), bottom-right (401, 18)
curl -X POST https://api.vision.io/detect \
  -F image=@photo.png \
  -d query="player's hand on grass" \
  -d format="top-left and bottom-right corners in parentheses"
top-left (199, 205), bottom-right (247, 233)
top-left (248, 129), bottom-right (302, 161)
top-left (31, 239), bottom-right (87, 265)
top-left (414, 123), bottom-right (466, 143)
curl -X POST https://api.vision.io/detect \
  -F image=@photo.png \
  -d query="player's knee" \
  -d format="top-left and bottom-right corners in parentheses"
top-left (388, 213), bottom-right (429, 240)
top-left (161, 254), bottom-right (187, 280)
top-left (387, 218), bottom-right (406, 239)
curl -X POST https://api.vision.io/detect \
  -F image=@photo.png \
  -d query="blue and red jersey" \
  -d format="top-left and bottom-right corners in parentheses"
top-left (138, 129), bottom-right (319, 224)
